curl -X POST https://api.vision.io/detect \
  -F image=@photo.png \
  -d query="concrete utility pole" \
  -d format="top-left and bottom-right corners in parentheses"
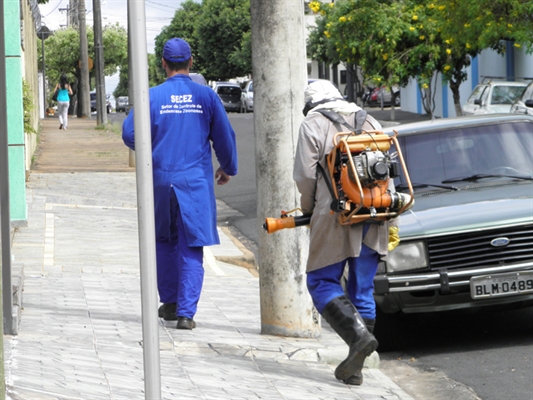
top-left (251, 0), bottom-right (319, 338)
top-left (78, 0), bottom-right (91, 118)
top-left (93, 0), bottom-right (107, 125)
top-left (70, 0), bottom-right (79, 29)
top-left (38, 26), bottom-right (52, 117)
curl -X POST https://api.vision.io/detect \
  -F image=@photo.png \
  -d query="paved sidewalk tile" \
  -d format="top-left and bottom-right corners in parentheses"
top-left (5, 171), bottom-right (413, 400)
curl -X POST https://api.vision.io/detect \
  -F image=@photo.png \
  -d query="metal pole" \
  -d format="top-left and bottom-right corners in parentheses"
top-left (251, 0), bottom-right (319, 338)
top-left (127, 1), bottom-right (161, 398)
top-left (0, 0), bottom-right (14, 342)
top-left (93, 0), bottom-right (107, 125)
top-left (127, 7), bottom-right (135, 168)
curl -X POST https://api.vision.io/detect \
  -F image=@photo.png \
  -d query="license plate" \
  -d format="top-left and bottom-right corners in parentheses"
top-left (470, 271), bottom-right (533, 299)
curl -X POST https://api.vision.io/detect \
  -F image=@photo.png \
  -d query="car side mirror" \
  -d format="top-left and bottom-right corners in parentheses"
top-left (525, 99), bottom-right (533, 108)
top-left (474, 99), bottom-right (483, 106)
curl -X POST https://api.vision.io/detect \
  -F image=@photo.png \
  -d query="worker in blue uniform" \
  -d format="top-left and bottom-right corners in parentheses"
top-left (122, 38), bottom-right (238, 330)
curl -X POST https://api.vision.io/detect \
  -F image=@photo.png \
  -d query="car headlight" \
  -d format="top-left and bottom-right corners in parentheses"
top-left (386, 241), bottom-right (427, 273)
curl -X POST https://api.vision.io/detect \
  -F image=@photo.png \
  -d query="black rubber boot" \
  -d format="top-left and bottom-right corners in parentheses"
top-left (343, 318), bottom-right (376, 385)
top-left (321, 296), bottom-right (378, 383)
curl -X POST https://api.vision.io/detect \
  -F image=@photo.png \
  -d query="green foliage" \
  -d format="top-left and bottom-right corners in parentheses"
top-left (40, 24), bottom-right (128, 97)
top-left (306, 0), bottom-right (533, 117)
top-left (152, 0), bottom-right (251, 83)
top-left (195, 0), bottom-right (251, 81)
top-left (113, 64), bottom-right (129, 99)
top-left (154, 0), bottom-right (202, 64)
top-left (22, 79), bottom-right (36, 134)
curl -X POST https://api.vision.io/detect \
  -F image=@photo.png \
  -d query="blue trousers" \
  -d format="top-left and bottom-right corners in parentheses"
top-left (306, 228), bottom-right (379, 320)
top-left (156, 192), bottom-right (204, 319)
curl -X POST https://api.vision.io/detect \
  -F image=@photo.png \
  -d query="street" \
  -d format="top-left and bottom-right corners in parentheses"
top-left (217, 112), bottom-right (533, 400)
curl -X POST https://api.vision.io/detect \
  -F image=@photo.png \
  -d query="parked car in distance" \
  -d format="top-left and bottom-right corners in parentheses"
top-left (190, 72), bottom-right (207, 86)
top-left (90, 91), bottom-right (111, 114)
top-left (374, 114), bottom-right (533, 350)
top-left (462, 80), bottom-right (526, 115)
top-left (213, 82), bottom-right (242, 113)
top-left (367, 86), bottom-right (400, 107)
top-left (241, 80), bottom-right (253, 113)
top-left (510, 80), bottom-right (533, 116)
top-left (115, 96), bottom-right (129, 113)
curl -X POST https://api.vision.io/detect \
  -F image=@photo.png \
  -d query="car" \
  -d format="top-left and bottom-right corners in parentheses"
top-left (90, 91), bottom-right (111, 114)
top-left (116, 96), bottom-right (129, 113)
top-left (240, 80), bottom-right (253, 113)
top-left (190, 72), bottom-right (207, 86)
top-left (213, 82), bottom-right (242, 113)
top-left (510, 80), bottom-right (533, 116)
top-left (462, 80), bottom-right (526, 115)
top-left (373, 114), bottom-right (533, 350)
top-left (366, 86), bottom-right (400, 107)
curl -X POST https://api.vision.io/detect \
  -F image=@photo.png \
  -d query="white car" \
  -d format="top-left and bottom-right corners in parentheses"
top-left (240, 80), bottom-right (253, 113)
top-left (510, 80), bottom-right (533, 116)
top-left (462, 80), bottom-right (526, 115)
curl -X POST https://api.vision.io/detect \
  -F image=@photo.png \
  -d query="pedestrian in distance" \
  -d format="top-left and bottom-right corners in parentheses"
top-left (122, 38), bottom-right (238, 330)
top-left (54, 74), bottom-right (73, 130)
top-left (293, 80), bottom-right (400, 385)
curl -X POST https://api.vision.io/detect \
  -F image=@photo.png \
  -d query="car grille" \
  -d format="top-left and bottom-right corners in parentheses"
top-left (427, 224), bottom-right (533, 270)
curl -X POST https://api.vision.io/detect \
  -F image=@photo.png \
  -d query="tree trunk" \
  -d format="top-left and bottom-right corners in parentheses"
top-left (450, 79), bottom-right (463, 117)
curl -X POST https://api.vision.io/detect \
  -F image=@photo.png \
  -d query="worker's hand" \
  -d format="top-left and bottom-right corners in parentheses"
top-left (215, 167), bottom-right (230, 185)
top-left (388, 226), bottom-right (400, 251)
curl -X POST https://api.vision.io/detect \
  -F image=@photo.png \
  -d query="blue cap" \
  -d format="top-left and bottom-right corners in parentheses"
top-left (163, 38), bottom-right (191, 63)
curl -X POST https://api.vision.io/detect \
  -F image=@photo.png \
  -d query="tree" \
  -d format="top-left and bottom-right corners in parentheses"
top-left (307, 0), bottom-right (430, 116)
top-left (307, 0), bottom-right (533, 118)
top-left (195, 0), bottom-right (251, 81)
top-left (433, 0), bottom-right (533, 116)
top-left (151, 0), bottom-right (252, 83)
top-left (41, 24), bottom-right (128, 106)
top-left (152, 0), bottom-right (203, 85)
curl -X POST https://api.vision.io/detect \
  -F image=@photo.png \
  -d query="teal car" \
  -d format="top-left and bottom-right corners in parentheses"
top-left (375, 114), bottom-right (533, 349)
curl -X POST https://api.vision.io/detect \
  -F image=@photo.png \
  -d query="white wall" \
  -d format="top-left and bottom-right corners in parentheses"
top-left (401, 46), bottom-right (532, 118)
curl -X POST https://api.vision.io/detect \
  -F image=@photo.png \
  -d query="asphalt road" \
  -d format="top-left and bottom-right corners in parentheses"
top-left (109, 110), bottom-right (533, 400)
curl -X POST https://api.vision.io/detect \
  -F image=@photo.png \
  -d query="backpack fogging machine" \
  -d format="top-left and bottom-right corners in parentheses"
top-left (263, 128), bottom-right (414, 234)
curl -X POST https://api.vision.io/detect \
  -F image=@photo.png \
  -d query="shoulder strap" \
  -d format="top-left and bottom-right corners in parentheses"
top-left (315, 109), bottom-right (367, 134)
top-left (313, 108), bottom-right (370, 213)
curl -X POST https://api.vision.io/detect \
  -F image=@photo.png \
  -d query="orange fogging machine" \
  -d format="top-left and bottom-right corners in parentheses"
top-left (263, 129), bottom-right (413, 234)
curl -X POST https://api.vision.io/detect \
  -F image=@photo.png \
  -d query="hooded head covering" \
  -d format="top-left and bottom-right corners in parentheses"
top-left (303, 79), bottom-right (361, 116)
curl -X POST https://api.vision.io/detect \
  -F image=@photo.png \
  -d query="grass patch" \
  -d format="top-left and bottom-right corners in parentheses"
top-left (95, 122), bottom-right (122, 136)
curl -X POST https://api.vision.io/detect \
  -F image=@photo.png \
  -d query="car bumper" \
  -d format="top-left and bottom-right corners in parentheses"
top-left (375, 261), bottom-right (533, 313)
top-left (223, 102), bottom-right (241, 112)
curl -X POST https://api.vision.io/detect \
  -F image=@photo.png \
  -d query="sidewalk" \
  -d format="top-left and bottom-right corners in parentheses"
top-left (4, 116), bottom-right (415, 399)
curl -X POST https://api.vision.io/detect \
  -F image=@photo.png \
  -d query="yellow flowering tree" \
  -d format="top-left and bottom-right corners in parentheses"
top-left (433, 0), bottom-right (533, 115)
top-left (307, 0), bottom-right (446, 118)
top-left (307, 0), bottom-right (533, 117)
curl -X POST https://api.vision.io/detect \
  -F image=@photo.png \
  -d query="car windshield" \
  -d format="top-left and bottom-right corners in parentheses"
top-left (218, 86), bottom-right (241, 96)
top-left (490, 85), bottom-right (525, 105)
top-left (467, 85), bottom-right (487, 103)
top-left (393, 122), bottom-right (533, 190)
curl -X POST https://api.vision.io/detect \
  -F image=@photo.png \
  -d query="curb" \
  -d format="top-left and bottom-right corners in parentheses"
top-left (213, 226), bottom-right (258, 276)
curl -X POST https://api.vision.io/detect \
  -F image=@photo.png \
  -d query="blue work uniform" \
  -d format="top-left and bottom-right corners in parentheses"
top-left (122, 74), bottom-right (238, 318)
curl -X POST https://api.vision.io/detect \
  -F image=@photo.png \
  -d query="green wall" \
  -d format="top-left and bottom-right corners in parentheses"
top-left (4, 0), bottom-right (27, 222)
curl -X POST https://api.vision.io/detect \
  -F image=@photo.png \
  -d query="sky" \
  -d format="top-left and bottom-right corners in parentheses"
top-left (38, 0), bottom-right (189, 97)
